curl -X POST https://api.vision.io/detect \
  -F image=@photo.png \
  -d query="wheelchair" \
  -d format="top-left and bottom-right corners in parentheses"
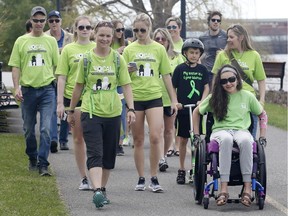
top-left (192, 136), bottom-right (267, 210)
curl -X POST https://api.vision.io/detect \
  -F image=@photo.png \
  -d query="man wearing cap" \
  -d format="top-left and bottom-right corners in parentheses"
top-left (45, 10), bottom-right (73, 153)
top-left (8, 6), bottom-right (59, 176)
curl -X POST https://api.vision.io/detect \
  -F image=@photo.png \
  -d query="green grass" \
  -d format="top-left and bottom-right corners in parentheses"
top-left (265, 102), bottom-right (288, 131)
top-left (0, 134), bottom-right (68, 216)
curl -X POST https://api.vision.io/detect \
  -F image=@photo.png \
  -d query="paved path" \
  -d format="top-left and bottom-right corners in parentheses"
top-left (3, 109), bottom-right (288, 215)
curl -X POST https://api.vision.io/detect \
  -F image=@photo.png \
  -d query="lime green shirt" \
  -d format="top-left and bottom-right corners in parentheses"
top-left (76, 49), bottom-right (131, 117)
top-left (160, 53), bottom-right (184, 106)
top-left (173, 39), bottom-right (184, 53)
top-left (55, 41), bottom-right (96, 99)
top-left (212, 50), bottom-right (266, 94)
top-left (199, 90), bottom-right (263, 132)
top-left (8, 33), bottom-right (59, 88)
top-left (122, 41), bottom-right (172, 101)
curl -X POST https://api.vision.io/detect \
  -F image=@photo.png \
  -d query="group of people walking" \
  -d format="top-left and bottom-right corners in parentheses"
top-left (9, 5), bottom-right (267, 210)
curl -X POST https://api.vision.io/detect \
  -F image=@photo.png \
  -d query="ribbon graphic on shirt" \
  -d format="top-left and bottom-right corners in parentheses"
top-left (187, 80), bottom-right (200, 99)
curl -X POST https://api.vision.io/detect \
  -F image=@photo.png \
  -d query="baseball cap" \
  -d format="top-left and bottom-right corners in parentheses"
top-left (48, 10), bottom-right (61, 19)
top-left (31, 6), bottom-right (47, 17)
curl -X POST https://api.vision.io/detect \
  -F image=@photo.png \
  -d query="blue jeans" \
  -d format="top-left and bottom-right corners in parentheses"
top-left (50, 88), bottom-right (69, 144)
top-left (21, 84), bottom-right (55, 167)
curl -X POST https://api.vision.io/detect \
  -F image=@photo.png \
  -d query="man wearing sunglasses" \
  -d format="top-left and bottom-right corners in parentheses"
top-left (199, 11), bottom-right (227, 86)
top-left (8, 6), bottom-right (59, 176)
top-left (45, 10), bottom-right (73, 153)
top-left (199, 11), bottom-right (227, 143)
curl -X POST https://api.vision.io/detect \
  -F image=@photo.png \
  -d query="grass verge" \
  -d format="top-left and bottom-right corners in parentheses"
top-left (0, 134), bottom-right (68, 216)
top-left (265, 102), bottom-right (287, 131)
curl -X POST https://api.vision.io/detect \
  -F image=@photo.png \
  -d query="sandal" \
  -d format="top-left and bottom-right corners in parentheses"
top-left (216, 192), bottom-right (229, 206)
top-left (241, 192), bottom-right (252, 207)
top-left (174, 150), bottom-right (179, 156)
top-left (167, 149), bottom-right (174, 157)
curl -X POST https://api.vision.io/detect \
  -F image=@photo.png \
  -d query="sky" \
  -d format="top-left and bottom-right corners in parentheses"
top-left (239, 0), bottom-right (287, 19)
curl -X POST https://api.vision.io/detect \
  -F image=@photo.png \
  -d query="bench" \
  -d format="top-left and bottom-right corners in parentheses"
top-left (262, 61), bottom-right (286, 90)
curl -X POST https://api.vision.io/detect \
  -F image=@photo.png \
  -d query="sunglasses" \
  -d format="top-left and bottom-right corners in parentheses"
top-left (96, 21), bottom-right (113, 29)
top-left (166, 25), bottom-right (177, 30)
top-left (78, 25), bottom-right (92, 31)
top-left (155, 37), bottom-right (167, 42)
top-left (220, 76), bottom-right (236, 85)
top-left (32, 19), bottom-right (46, 23)
top-left (116, 28), bottom-right (125, 32)
top-left (48, 19), bottom-right (60, 24)
top-left (133, 28), bottom-right (147, 33)
top-left (211, 18), bottom-right (221, 23)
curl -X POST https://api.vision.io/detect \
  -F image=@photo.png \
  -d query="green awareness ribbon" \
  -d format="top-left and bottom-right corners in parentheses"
top-left (187, 80), bottom-right (200, 99)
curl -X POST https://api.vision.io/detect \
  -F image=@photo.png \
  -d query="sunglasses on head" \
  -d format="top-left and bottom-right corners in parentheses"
top-left (96, 21), bottom-right (113, 29)
top-left (78, 25), bottom-right (92, 31)
top-left (166, 25), bottom-right (177, 30)
top-left (32, 19), bottom-right (46, 23)
top-left (116, 28), bottom-right (125, 32)
top-left (220, 76), bottom-right (236, 85)
top-left (133, 28), bottom-right (147, 33)
top-left (48, 19), bottom-right (60, 24)
top-left (155, 37), bottom-right (167, 42)
top-left (211, 18), bottom-right (221, 23)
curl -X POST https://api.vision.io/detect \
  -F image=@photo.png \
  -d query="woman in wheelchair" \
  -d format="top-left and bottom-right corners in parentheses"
top-left (192, 64), bottom-right (267, 207)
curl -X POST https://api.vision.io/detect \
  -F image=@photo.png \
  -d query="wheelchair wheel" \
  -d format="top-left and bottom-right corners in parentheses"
top-left (193, 140), bottom-right (207, 204)
top-left (256, 141), bottom-right (267, 207)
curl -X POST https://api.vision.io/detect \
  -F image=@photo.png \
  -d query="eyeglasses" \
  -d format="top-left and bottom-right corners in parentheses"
top-left (133, 28), bottom-right (147, 33)
top-left (220, 76), bottom-right (236, 85)
top-left (166, 25), bottom-right (177, 30)
top-left (211, 18), bottom-right (221, 23)
top-left (155, 37), bottom-right (167, 42)
top-left (32, 19), bottom-right (46, 23)
top-left (78, 25), bottom-right (92, 31)
top-left (48, 19), bottom-right (60, 24)
top-left (116, 28), bottom-right (125, 32)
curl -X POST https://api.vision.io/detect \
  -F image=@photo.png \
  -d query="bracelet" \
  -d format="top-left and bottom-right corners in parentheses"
top-left (127, 108), bottom-right (135, 114)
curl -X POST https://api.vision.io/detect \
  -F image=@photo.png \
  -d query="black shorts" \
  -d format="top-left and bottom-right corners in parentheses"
top-left (163, 106), bottom-right (175, 117)
top-left (175, 114), bottom-right (202, 138)
top-left (64, 97), bottom-right (82, 108)
top-left (134, 98), bottom-right (163, 111)
top-left (81, 112), bottom-right (121, 170)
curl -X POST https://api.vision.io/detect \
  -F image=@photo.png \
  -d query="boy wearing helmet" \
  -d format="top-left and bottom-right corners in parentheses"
top-left (172, 38), bottom-right (209, 184)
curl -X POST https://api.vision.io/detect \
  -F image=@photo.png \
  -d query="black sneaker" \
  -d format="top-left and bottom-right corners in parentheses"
top-left (159, 157), bottom-right (169, 172)
top-left (29, 160), bottom-right (38, 171)
top-left (116, 145), bottom-right (125, 156)
top-left (176, 169), bottom-right (186, 184)
top-left (60, 142), bottom-right (69, 150)
top-left (135, 177), bottom-right (146, 191)
top-left (39, 166), bottom-right (52, 176)
top-left (50, 141), bottom-right (58, 153)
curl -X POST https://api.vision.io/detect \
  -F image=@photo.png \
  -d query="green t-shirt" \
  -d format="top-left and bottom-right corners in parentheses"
top-left (173, 38), bottom-right (184, 53)
top-left (8, 33), bottom-right (59, 88)
top-left (160, 53), bottom-right (184, 106)
top-left (55, 41), bottom-right (96, 99)
top-left (212, 50), bottom-right (266, 94)
top-left (122, 41), bottom-right (172, 101)
top-left (76, 49), bottom-right (131, 117)
top-left (199, 90), bottom-right (263, 132)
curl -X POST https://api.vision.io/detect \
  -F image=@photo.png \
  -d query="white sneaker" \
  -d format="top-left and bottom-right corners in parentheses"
top-left (135, 177), bottom-right (146, 191)
top-left (79, 177), bottom-right (92, 190)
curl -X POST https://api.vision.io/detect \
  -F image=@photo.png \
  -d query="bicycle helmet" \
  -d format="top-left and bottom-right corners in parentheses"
top-left (181, 38), bottom-right (204, 56)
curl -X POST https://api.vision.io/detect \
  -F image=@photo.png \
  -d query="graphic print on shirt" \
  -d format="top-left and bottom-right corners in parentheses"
top-left (28, 44), bottom-right (46, 66)
top-left (135, 52), bottom-right (156, 77)
top-left (91, 65), bottom-right (113, 92)
top-left (73, 53), bottom-right (85, 63)
top-left (183, 71), bottom-right (201, 99)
